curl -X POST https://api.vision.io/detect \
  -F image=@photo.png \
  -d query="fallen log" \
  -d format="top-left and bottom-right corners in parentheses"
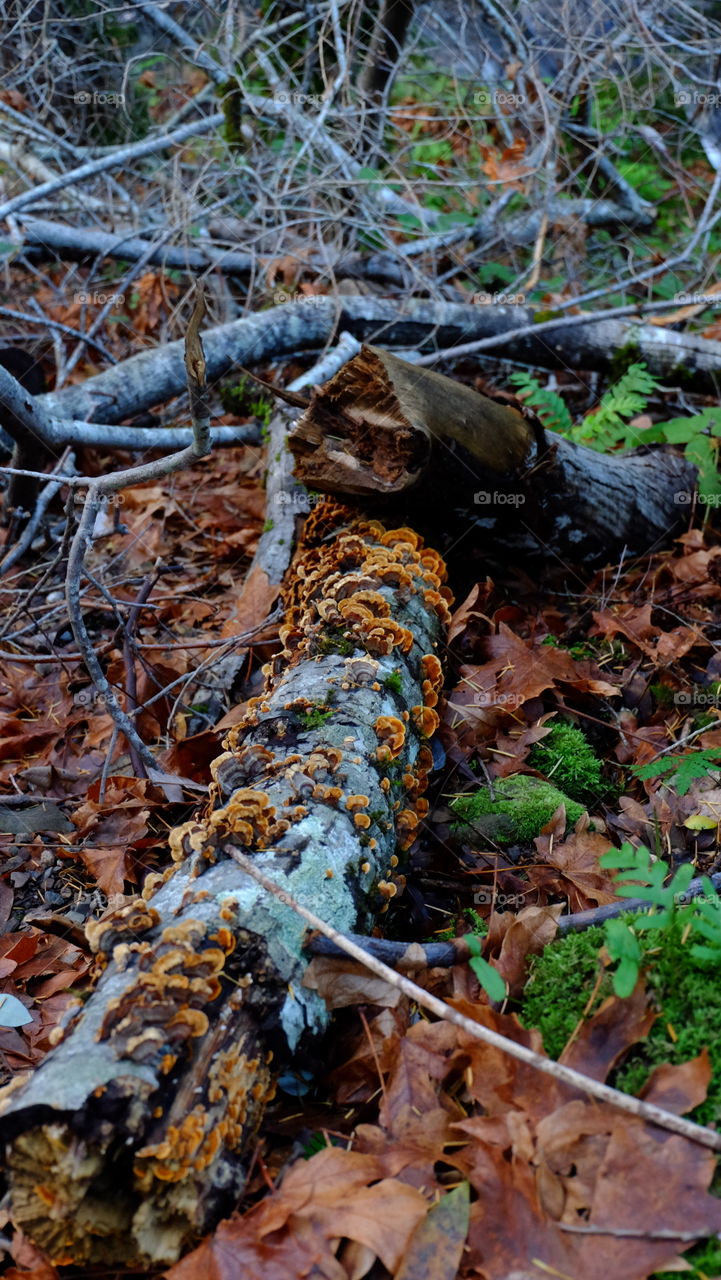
top-left (39, 296), bottom-right (721, 428)
top-left (0, 503), bottom-right (450, 1267)
top-left (288, 345), bottom-right (699, 559)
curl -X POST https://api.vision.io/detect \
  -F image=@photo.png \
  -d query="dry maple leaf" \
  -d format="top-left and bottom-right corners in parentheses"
top-left (165, 1148), bottom-right (428, 1279)
top-left (526, 829), bottom-right (618, 913)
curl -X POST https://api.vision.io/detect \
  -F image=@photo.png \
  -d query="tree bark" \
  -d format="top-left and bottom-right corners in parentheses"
top-left (39, 296), bottom-right (721, 429)
top-left (0, 505), bottom-right (449, 1267)
top-left (288, 345), bottom-right (698, 559)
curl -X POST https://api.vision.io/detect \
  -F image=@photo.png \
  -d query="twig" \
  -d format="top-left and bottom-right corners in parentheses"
top-left (558, 1224), bottom-right (713, 1240)
top-left (0, 306), bottom-right (115, 362)
top-left (120, 572), bottom-right (159, 782)
top-left (98, 726), bottom-right (119, 804)
top-left (0, 114), bottom-right (226, 222)
top-left (306, 932), bottom-right (465, 968)
top-left (63, 292), bottom-right (215, 783)
top-left (184, 286), bottom-right (211, 454)
top-left (18, 217), bottom-right (255, 283)
top-left (558, 871), bottom-right (721, 934)
top-left (140, 0), bottom-right (440, 230)
top-left (225, 846), bottom-right (721, 1153)
top-left (414, 296), bottom-right (721, 366)
top-left (0, 450), bottom-right (75, 576)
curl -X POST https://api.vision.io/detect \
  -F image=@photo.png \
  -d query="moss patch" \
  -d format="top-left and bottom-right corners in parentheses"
top-left (519, 920), bottom-right (721, 1127)
top-left (528, 720), bottom-right (604, 802)
top-left (296, 699), bottom-right (336, 730)
top-left (520, 927), bottom-right (609, 1056)
top-left (450, 774), bottom-right (585, 844)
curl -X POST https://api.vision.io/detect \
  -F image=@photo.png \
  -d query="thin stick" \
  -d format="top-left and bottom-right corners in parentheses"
top-left (225, 846), bottom-right (721, 1153)
top-left (0, 114), bottom-right (226, 222)
top-left (63, 293), bottom-right (214, 782)
top-left (414, 296), bottom-right (721, 366)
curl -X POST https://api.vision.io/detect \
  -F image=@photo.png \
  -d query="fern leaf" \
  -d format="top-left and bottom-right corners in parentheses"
top-left (579, 362), bottom-right (659, 446)
top-left (508, 371), bottom-right (574, 435)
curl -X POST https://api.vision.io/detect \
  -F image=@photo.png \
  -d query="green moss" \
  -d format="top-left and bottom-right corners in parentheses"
top-left (219, 76), bottom-right (245, 150)
top-left (430, 907), bottom-right (489, 943)
top-left (615, 920), bottom-right (721, 1127)
top-left (383, 669), bottom-right (403, 695)
top-left (528, 720), bottom-right (604, 803)
top-left (650, 683), bottom-right (675, 708)
top-left (520, 927), bottom-right (610, 1056)
top-left (608, 337), bottom-right (642, 382)
top-left (219, 376), bottom-right (273, 423)
top-left (670, 361), bottom-right (696, 388)
top-left (520, 918), bottom-right (721, 1127)
top-left (315, 629), bottom-right (355, 656)
top-left (296, 697), bottom-right (336, 730)
top-left (450, 774), bottom-right (585, 844)
top-left (653, 1236), bottom-right (721, 1278)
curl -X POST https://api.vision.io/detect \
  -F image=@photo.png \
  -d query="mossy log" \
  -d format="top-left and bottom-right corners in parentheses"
top-left (288, 345), bottom-right (699, 559)
top-left (0, 504), bottom-right (450, 1267)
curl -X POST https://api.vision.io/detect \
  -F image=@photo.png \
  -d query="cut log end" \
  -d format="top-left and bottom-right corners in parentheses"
top-left (290, 346), bottom-right (432, 495)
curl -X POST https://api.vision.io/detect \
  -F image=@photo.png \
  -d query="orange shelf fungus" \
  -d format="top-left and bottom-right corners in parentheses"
top-left (374, 714), bottom-right (406, 759)
top-left (0, 503), bottom-right (453, 1269)
top-left (345, 794), bottom-right (370, 812)
top-left (410, 705), bottom-right (440, 737)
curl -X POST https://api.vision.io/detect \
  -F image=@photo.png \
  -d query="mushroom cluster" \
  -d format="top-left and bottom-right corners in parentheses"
top-left (97, 916), bottom-right (236, 1067)
top-left (163, 514), bottom-right (450, 873)
top-left (275, 520), bottom-right (452, 670)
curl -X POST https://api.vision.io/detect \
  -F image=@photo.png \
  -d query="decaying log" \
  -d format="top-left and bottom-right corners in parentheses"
top-left (288, 345), bottom-right (699, 559)
top-left (0, 503), bottom-right (450, 1267)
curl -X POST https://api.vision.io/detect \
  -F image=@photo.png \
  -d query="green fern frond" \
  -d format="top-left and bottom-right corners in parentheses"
top-left (579, 362), bottom-right (659, 447)
top-left (508, 371), bottom-right (574, 435)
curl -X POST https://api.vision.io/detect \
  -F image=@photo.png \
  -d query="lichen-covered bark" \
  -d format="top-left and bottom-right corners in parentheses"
top-left (0, 503), bottom-right (449, 1267)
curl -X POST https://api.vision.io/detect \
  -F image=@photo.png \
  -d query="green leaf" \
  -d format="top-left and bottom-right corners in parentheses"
top-left (604, 917), bottom-right (642, 997)
top-left (508, 371), bottom-right (574, 435)
top-left (578, 362), bottom-right (659, 447)
top-left (468, 951), bottom-right (507, 1002)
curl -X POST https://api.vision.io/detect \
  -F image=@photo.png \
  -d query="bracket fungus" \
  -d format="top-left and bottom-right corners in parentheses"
top-left (0, 501), bottom-right (450, 1268)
